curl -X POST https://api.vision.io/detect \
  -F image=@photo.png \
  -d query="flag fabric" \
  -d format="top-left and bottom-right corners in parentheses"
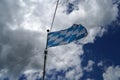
top-left (47, 24), bottom-right (88, 48)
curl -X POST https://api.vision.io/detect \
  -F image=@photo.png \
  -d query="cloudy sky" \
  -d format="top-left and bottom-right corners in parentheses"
top-left (0, 0), bottom-right (120, 80)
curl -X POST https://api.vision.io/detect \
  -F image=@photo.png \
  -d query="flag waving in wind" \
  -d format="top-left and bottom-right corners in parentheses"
top-left (47, 24), bottom-right (88, 48)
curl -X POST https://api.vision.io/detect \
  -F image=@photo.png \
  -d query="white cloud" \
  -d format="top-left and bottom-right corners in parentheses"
top-left (0, 0), bottom-right (119, 79)
top-left (103, 66), bottom-right (120, 80)
top-left (84, 60), bottom-right (95, 72)
top-left (97, 61), bottom-right (103, 67)
top-left (65, 65), bottom-right (83, 80)
top-left (66, 69), bottom-right (75, 80)
top-left (86, 78), bottom-right (94, 80)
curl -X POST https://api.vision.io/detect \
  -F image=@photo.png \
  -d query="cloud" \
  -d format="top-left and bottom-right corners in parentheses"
top-left (103, 66), bottom-right (120, 80)
top-left (65, 65), bottom-right (83, 80)
top-left (83, 60), bottom-right (95, 72)
top-left (0, 0), bottom-right (119, 79)
top-left (97, 61), bottom-right (103, 67)
top-left (0, 28), bottom-right (44, 79)
top-left (86, 78), bottom-right (94, 80)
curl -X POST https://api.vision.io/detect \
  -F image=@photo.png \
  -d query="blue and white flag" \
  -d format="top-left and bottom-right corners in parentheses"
top-left (47, 24), bottom-right (88, 48)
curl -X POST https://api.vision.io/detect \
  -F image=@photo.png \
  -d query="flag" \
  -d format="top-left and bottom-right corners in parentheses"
top-left (47, 24), bottom-right (88, 48)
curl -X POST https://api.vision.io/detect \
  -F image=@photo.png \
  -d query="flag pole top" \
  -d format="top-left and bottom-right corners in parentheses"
top-left (47, 29), bottom-right (50, 32)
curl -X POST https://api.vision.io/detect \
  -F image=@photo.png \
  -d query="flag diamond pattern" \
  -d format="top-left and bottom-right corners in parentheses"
top-left (47, 24), bottom-right (88, 48)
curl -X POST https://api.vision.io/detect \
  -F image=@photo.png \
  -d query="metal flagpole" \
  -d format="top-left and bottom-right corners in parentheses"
top-left (42, 0), bottom-right (60, 79)
top-left (43, 30), bottom-right (49, 80)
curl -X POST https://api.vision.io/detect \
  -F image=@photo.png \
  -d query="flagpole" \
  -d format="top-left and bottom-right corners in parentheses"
top-left (42, 0), bottom-right (59, 79)
top-left (43, 29), bottom-right (49, 80)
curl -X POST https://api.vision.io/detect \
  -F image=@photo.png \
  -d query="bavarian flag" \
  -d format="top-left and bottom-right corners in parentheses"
top-left (47, 24), bottom-right (88, 48)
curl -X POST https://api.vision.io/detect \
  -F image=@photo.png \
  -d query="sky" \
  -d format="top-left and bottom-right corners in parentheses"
top-left (0, 0), bottom-right (120, 80)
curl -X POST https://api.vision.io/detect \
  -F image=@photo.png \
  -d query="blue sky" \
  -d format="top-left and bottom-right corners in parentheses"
top-left (81, 24), bottom-right (120, 80)
top-left (0, 0), bottom-right (120, 80)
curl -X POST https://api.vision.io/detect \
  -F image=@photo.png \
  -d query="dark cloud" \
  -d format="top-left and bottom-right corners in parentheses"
top-left (0, 27), bottom-right (43, 78)
top-left (0, 0), bottom-right (44, 79)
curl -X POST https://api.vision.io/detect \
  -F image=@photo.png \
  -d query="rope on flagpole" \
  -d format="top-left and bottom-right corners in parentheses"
top-left (50, 0), bottom-right (60, 32)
